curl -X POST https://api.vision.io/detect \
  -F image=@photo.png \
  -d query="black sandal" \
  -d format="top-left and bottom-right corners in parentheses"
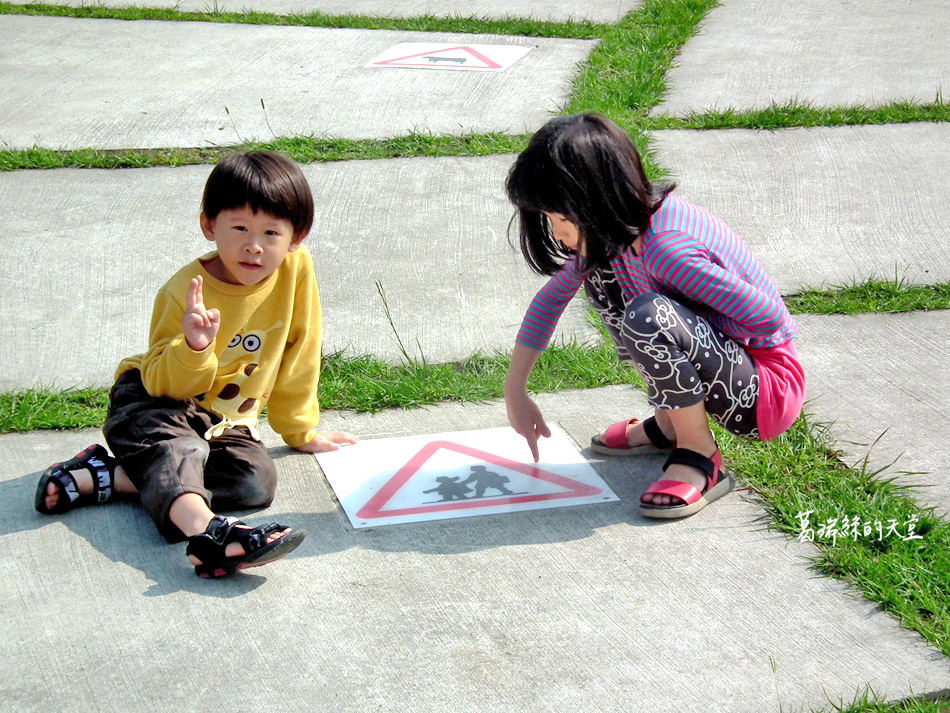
top-left (34, 444), bottom-right (116, 515)
top-left (185, 516), bottom-right (307, 578)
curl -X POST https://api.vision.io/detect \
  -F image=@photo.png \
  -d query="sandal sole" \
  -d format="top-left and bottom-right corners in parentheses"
top-left (639, 472), bottom-right (734, 520)
top-left (589, 437), bottom-right (670, 457)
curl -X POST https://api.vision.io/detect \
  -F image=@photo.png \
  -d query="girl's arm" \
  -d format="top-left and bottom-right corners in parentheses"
top-left (503, 342), bottom-right (550, 463)
top-left (649, 237), bottom-right (788, 337)
top-left (506, 260), bottom-right (585, 460)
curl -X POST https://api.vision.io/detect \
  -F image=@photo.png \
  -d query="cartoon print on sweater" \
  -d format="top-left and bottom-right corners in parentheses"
top-left (202, 321), bottom-right (284, 440)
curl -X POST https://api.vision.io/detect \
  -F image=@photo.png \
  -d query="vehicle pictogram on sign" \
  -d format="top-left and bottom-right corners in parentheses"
top-left (368, 43), bottom-right (533, 72)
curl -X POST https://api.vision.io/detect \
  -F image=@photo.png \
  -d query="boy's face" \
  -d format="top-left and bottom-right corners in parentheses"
top-left (200, 206), bottom-right (303, 286)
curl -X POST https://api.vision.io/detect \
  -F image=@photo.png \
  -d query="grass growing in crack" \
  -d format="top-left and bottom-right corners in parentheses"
top-left (718, 414), bottom-right (950, 658)
top-left (0, 133), bottom-right (529, 172)
top-left (786, 279), bottom-right (950, 315)
top-left (0, 340), bottom-right (635, 432)
top-left (319, 339), bottom-right (633, 412)
top-left (566, 0), bottom-right (719, 124)
top-left (0, 2), bottom-right (607, 37)
top-left (641, 98), bottom-right (950, 130)
top-left (811, 688), bottom-right (950, 713)
top-left (0, 387), bottom-right (109, 432)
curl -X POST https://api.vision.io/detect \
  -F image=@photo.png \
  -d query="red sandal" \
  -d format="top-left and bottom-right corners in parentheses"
top-left (639, 447), bottom-right (733, 519)
top-left (590, 416), bottom-right (675, 456)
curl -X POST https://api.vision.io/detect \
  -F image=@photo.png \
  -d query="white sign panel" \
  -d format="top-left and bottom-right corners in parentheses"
top-left (316, 425), bottom-right (619, 529)
top-left (368, 43), bottom-right (533, 72)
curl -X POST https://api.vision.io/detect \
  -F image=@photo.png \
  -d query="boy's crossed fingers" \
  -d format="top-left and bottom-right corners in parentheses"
top-left (182, 275), bottom-right (221, 351)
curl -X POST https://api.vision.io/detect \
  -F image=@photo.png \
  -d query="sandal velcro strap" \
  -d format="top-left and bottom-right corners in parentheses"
top-left (35, 444), bottom-right (116, 515)
top-left (235, 522), bottom-right (283, 552)
top-left (186, 516), bottom-right (306, 579)
top-left (662, 448), bottom-right (716, 479)
top-left (643, 417), bottom-right (674, 450)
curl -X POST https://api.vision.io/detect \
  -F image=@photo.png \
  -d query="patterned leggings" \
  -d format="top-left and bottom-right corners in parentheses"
top-left (585, 266), bottom-right (760, 440)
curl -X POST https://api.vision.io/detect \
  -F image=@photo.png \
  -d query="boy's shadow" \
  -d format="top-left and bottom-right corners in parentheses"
top-left (1, 446), bottom-right (685, 597)
top-left (0, 451), bottom-right (337, 598)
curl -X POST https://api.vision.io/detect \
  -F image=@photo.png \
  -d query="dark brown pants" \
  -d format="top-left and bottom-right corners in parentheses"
top-left (103, 370), bottom-right (277, 542)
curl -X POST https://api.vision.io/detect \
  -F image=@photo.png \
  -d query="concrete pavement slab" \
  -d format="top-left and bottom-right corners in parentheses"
top-left (0, 15), bottom-right (595, 150)
top-left (2, 388), bottom-right (948, 712)
top-left (0, 156), bottom-right (597, 391)
top-left (653, 0), bottom-right (950, 115)
top-left (649, 124), bottom-right (950, 292)
top-left (795, 311), bottom-right (950, 516)
top-left (4, 0), bottom-right (639, 23)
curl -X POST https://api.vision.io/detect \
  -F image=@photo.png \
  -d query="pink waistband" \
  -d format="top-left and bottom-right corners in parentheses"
top-left (747, 340), bottom-right (806, 441)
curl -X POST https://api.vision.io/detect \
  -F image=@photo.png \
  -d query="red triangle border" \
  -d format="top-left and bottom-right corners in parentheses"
top-left (356, 440), bottom-right (601, 519)
top-left (372, 45), bottom-right (503, 70)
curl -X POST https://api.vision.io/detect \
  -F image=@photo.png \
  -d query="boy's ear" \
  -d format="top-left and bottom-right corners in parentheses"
top-left (199, 213), bottom-right (216, 242)
top-left (287, 230), bottom-right (309, 252)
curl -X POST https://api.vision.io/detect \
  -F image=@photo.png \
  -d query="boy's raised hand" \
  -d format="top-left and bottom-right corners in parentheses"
top-left (294, 430), bottom-right (360, 454)
top-left (182, 275), bottom-right (220, 351)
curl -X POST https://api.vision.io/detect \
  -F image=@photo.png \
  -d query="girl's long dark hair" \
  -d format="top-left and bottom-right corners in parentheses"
top-left (506, 113), bottom-right (674, 275)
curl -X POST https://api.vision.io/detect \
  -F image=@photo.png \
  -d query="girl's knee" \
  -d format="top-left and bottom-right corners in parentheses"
top-left (623, 292), bottom-right (667, 332)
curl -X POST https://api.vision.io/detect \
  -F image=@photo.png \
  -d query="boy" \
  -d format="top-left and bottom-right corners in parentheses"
top-left (35, 151), bottom-right (356, 578)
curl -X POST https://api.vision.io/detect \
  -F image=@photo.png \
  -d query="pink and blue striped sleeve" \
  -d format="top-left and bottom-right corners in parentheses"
top-left (647, 234), bottom-right (787, 338)
top-left (515, 258), bottom-right (587, 350)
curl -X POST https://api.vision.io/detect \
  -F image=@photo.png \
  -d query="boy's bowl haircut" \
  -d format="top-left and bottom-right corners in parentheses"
top-left (202, 151), bottom-right (314, 239)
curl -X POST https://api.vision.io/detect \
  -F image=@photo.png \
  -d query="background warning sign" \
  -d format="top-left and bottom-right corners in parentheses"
top-left (316, 425), bottom-right (619, 528)
top-left (368, 43), bottom-right (533, 72)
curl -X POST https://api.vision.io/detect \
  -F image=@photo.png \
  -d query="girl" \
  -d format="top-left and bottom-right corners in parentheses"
top-left (503, 114), bottom-right (804, 519)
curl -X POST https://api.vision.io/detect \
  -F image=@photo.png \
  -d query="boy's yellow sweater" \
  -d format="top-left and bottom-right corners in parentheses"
top-left (116, 246), bottom-right (320, 449)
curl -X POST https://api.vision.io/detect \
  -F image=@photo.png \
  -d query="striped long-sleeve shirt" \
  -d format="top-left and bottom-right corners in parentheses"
top-left (516, 195), bottom-right (797, 351)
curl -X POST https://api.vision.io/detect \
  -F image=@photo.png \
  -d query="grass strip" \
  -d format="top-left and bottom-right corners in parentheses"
top-left (718, 415), bottom-right (950, 658)
top-left (0, 133), bottom-right (529, 172)
top-left (0, 339), bottom-right (635, 433)
top-left (641, 98), bottom-right (950, 130)
top-left (3, 277), bottom-right (947, 432)
top-left (0, 1), bottom-right (606, 37)
top-left (786, 280), bottom-right (950, 315)
top-left (566, 0), bottom-right (718, 122)
top-left (814, 690), bottom-right (950, 713)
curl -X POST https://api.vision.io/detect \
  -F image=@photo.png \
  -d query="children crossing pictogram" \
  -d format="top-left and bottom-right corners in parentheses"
top-left (316, 426), bottom-right (619, 529)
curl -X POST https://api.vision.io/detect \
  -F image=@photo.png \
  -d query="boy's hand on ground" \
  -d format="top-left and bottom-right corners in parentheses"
top-left (182, 276), bottom-right (220, 351)
top-left (294, 430), bottom-right (360, 454)
top-left (504, 390), bottom-right (551, 463)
